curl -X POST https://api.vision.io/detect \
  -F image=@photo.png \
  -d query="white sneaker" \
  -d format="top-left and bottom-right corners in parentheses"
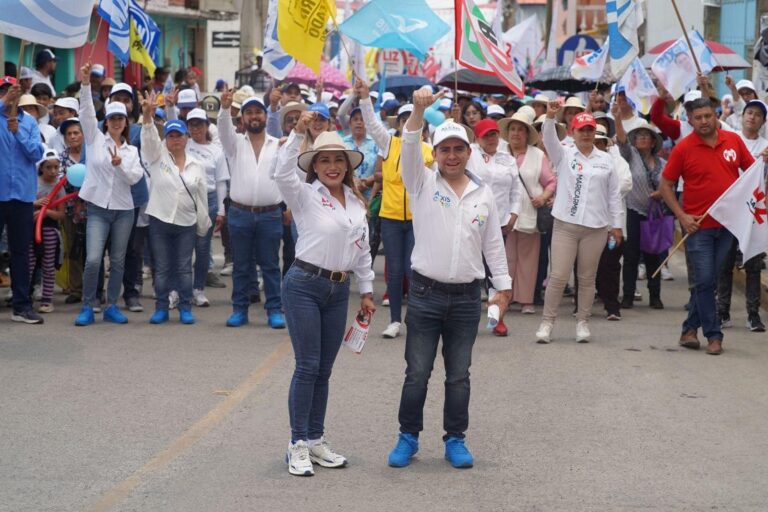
top-left (308, 438), bottom-right (348, 468)
top-left (286, 440), bottom-right (314, 476)
top-left (219, 263), bottom-right (233, 276)
top-left (32, 284), bottom-right (42, 301)
top-left (169, 290), bottom-right (179, 310)
top-left (382, 321), bottom-right (401, 338)
top-left (634, 290), bottom-right (642, 300)
top-left (382, 297), bottom-right (390, 307)
top-left (535, 321), bottom-right (553, 344)
top-left (142, 266), bottom-right (152, 280)
top-left (193, 289), bottom-right (210, 307)
top-left (576, 320), bottom-right (591, 343)
top-left (38, 303), bottom-right (54, 313)
top-left (637, 263), bottom-right (647, 280)
top-left (661, 265), bottom-right (674, 281)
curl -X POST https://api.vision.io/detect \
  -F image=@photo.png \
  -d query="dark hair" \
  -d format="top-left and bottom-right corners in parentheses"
top-left (154, 67), bottom-right (169, 79)
top-left (63, 81), bottom-right (82, 97)
top-left (4, 61), bottom-right (16, 77)
top-left (174, 68), bottom-right (187, 85)
top-left (31, 83), bottom-right (54, 99)
top-left (461, 101), bottom-right (485, 124)
top-left (688, 97), bottom-right (716, 112)
top-left (102, 116), bottom-right (131, 144)
top-left (306, 152), bottom-right (367, 206)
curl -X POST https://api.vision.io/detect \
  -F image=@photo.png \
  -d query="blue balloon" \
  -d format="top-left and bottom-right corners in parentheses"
top-left (424, 107), bottom-right (445, 127)
top-left (66, 163), bottom-right (87, 188)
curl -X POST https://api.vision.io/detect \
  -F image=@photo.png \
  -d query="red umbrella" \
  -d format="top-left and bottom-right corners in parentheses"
top-left (284, 62), bottom-right (352, 93)
top-left (641, 39), bottom-right (751, 71)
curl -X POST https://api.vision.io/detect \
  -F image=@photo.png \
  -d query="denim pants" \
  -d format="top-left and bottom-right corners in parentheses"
top-left (398, 276), bottom-right (481, 440)
top-left (193, 191), bottom-right (218, 290)
top-left (717, 240), bottom-right (764, 316)
top-left (122, 207), bottom-right (141, 302)
top-left (227, 206), bottom-right (283, 314)
top-left (282, 265), bottom-right (350, 441)
top-left (149, 216), bottom-right (196, 311)
top-left (379, 218), bottom-right (414, 323)
top-left (0, 200), bottom-right (33, 313)
top-left (683, 227), bottom-right (734, 341)
top-left (83, 204), bottom-right (135, 306)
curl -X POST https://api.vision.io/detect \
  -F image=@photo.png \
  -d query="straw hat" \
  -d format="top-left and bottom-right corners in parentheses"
top-left (18, 94), bottom-right (48, 118)
top-left (627, 120), bottom-right (663, 154)
top-left (556, 96), bottom-right (585, 122)
top-left (279, 101), bottom-right (308, 127)
top-left (526, 93), bottom-right (549, 107)
top-left (499, 112), bottom-right (539, 146)
top-left (533, 114), bottom-right (566, 141)
top-left (297, 131), bottom-right (363, 173)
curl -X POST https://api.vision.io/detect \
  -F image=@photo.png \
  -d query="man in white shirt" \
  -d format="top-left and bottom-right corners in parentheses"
top-left (387, 87), bottom-right (512, 470)
top-left (30, 50), bottom-right (57, 96)
top-left (219, 91), bottom-right (286, 329)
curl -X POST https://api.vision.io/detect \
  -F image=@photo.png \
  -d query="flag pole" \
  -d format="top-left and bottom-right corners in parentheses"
top-left (88, 17), bottom-right (105, 63)
top-left (15, 40), bottom-right (26, 80)
top-left (650, 212), bottom-right (709, 279)
top-left (670, 0), bottom-right (702, 74)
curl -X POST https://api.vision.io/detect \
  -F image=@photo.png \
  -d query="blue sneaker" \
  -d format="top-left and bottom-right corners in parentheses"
top-left (103, 304), bottom-right (128, 324)
top-left (226, 311), bottom-right (249, 327)
top-left (268, 311), bottom-right (286, 329)
top-left (444, 436), bottom-right (474, 468)
top-left (179, 307), bottom-right (196, 325)
top-left (74, 304), bottom-right (95, 326)
top-left (149, 309), bottom-right (169, 324)
top-left (387, 433), bottom-right (419, 467)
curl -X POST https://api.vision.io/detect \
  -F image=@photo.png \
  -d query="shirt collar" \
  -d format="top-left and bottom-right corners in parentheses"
top-left (310, 179), bottom-right (357, 202)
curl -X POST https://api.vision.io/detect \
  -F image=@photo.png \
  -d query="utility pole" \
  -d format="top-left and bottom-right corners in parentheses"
top-left (239, 0), bottom-right (269, 69)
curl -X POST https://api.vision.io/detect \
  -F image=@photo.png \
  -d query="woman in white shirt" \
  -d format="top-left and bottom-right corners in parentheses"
top-left (536, 101), bottom-right (624, 344)
top-left (185, 108), bottom-right (229, 307)
top-left (274, 110), bottom-right (375, 477)
top-left (139, 92), bottom-right (209, 325)
top-left (75, 63), bottom-right (144, 327)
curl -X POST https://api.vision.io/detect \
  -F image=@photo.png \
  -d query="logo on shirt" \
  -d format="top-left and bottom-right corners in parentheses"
top-left (748, 187), bottom-right (767, 224)
top-left (570, 159), bottom-right (584, 173)
top-left (320, 197), bottom-right (336, 211)
top-left (723, 148), bottom-right (737, 162)
top-left (432, 190), bottom-right (452, 208)
top-left (471, 214), bottom-right (487, 227)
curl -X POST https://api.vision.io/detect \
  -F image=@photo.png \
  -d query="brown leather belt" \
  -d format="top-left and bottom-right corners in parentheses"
top-left (229, 201), bottom-right (281, 214)
top-left (293, 259), bottom-right (350, 283)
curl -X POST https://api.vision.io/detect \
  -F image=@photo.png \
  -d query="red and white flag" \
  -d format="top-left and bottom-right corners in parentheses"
top-left (708, 160), bottom-right (768, 261)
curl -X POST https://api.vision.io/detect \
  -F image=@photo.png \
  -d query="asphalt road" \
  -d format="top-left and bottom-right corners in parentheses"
top-left (2, 253), bottom-right (768, 512)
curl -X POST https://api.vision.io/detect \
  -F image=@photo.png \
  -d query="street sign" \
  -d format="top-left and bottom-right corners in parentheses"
top-left (557, 35), bottom-right (600, 66)
top-left (212, 31), bottom-right (240, 48)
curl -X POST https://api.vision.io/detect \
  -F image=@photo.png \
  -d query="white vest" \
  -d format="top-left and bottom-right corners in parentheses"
top-left (513, 146), bottom-right (545, 233)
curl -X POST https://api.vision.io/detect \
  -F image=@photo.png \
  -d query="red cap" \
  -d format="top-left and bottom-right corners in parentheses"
top-left (473, 118), bottom-right (499, 139)
top-left (571, 112), bottom-right (596, 130)
top-left (189, 66), bottom-right (203, 77)
top-left (0, 76), bottom-right (17, 86)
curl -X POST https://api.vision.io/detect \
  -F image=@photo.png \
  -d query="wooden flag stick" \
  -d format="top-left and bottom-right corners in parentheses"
top-left (88, 17), bottom-right (105, 63)
top-left (16, 40), bottom-right (27, 79)
top-left (650, 212), bottom-right (710, 279)
top-left (670, 0), bottom-right (712, 98)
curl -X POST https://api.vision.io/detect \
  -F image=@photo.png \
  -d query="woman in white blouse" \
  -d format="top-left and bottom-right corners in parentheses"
top-left (536, 101), bottom-right (624, 344)
top-left (139, 92), bottom-right (209, 325)
top-left (74, 63), bottom-right (144, 327)
top-left (274, 110), bottom-right (375, 477)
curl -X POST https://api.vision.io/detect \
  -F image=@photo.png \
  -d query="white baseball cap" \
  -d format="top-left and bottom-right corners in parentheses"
top-left (186, 108), bottom-right (208, 122)
top-left (54, 97), bottom-right (79, 112)
top-left (104, 101), bottom-right (128, 119)
top-left (91, 64), bottom-right (106, 77)
top-left (397, 104), bottom-right (414, 117)
top-left (382, 92), bottom-right (396, 103)
top-left (109, 82), bottom-right (133, 98)
top-left (683, 90), bottom-right (702, 104)
top-left (736, 79), bottom-right (757, 94)
top-left (432, 121), bottom-right (471, 147)
top-left (19, 66), bottom-right (33, 80)
top-left (486, 104), bottom-right (505, 117)
top-left (241, 96), bottom-right (266, 112)
top-left (177, 89), bottom-right (198, 108)
top-left (36, 147), bottom-right (60, 168)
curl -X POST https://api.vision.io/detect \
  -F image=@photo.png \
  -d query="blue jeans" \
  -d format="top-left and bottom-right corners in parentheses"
top-left (683, 227), bottom-right (734, 341)
top-left (398, 276), bottom-right (481, 439)
top-left (193, 191), bottom-right (218, 290)
top-left (83, 204), bottom-right (135, 306)
top-left (227, 206), bottom-right (283, 313)
top-left (282, 265), bottom-right (350, 441)
top-left (149, 217), bottom-right (196, 310)
top-left (0, 200), bottom-right (33, 313)
top-left (379, 218), bottom-right (414, 323)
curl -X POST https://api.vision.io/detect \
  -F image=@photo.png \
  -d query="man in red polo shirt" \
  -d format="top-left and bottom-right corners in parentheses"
top-left (660, 97), bottom-right (755, 355)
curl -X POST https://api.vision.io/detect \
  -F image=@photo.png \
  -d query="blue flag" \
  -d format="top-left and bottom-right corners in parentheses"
top-left (606, 0), bottom-right (643, 76)
top-left (340, 0), bottom-right (450, 61)
top-left (98, 0), bottom-right (131, 66)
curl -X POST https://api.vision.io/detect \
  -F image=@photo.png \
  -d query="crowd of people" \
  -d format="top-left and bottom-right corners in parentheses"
top-left (1, 47), bottom-right (767, 475)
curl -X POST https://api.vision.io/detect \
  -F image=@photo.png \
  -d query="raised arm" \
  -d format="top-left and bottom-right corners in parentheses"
top-left (401, 87), bottom-right (441, 195)
top-left (78, 63), bottom-right (99, 146)
top-left (542, 101), bottom-right (565, 168)
top-left (649, 96), bottom-right (681, 141)
top-left (139, 90), bottom-right (163, 166)
top-left (217, 88), bottom-right (239, 158)
top-left (273, 112), bottom-right (312, 210)
top-left (355, 79), bottom-right (391, 157)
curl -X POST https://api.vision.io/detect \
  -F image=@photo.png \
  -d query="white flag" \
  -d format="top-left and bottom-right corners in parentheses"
top-left (708, 160), bottom-right (768, 262)
top-left (606, 0), bottom-right (644, 77)
top-left (651, 31), bottom-right (714, 100)
top-left (0, 0), bottom-right (93, 48)
top-left (261, 0), bottom-right (296, 80)
top-left (570, 39), bottom-right (609, 81)
top-left (616, 57), bottom-right (658, 115)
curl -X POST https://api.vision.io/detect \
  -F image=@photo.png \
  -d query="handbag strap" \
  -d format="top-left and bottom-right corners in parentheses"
top-left (178, 172), bottom-right (198, 214)
top-left (517, 171), bottom-right (535, 200)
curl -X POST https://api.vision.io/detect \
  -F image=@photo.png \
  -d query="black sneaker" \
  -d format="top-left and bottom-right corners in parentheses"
top-left (563, 284), bottom-right (574, 297)
top-left (206, 272), bottom-right (227, 288)
top-left (649, 297), bottom-right (664, 309)
top-left (125, 296), bottom-right (144, 313)
top-left (747, 314), bottom-right (766, 332)
top-left (65, 294), bottom-right (82, 304)
top-left (620, 296), bottom-right (634, 309)
top-left (11, 309), bottom-right (44, 324)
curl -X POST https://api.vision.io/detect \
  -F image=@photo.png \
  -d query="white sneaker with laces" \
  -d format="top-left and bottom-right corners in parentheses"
top-left (382, 321), bottom-right (401, 338)
top-left (308, 438), bottom-right (348, 468)
top-left (576, 320), bottom-right (591, 343)
top-left (382, 297), bottom-right (390, 306)
top-left (219, 263), bottom-right (233, 276)
top-left (286, 440), bottom-right (314, 476)
top-left (661, 265), bottom-right (674, 281)
top-left (535, 321), bottom-right (553, 343)
top-left (169, 290), bottom-right (179, 310)
top-left (637, 263), bottom-right (647, 280)
top-left (193, 289), bottom-right (210, 307)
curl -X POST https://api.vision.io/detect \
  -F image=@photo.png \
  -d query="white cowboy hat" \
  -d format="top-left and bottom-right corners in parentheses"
top-left (278, 101), bottom-right (308, 127)
top-left (18, 94), bottom-right (48, 118)
top-left (499, 112), bottom-right (539, 146)
top-left (556, 96), bottom-right (586, 122)
top-left (627, 120), bottom-right (664, 153)
top-left (297, 131), bottom-right (363, 173)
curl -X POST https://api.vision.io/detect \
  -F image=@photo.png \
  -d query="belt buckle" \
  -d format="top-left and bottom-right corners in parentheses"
top-left (330, 271), bottom-right (347, 282)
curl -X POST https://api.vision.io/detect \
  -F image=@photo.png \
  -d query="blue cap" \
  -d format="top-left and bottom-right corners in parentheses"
top-left (381, 99), bottom-right (399, 113)
top-left (215, 79), bottom-right (226, 89)
top-left (164, 119), bottom-right (188, 136)
top-left (308, 102), bottom-right (330, 120)
top-left (240, 96), bottom-right (266, 113)
top-left (349, 107), bottom-right (362, 117)
top-left (744, 99), bottom-right (767, 118)
top-left (154, 107), bottom-right (167, 120)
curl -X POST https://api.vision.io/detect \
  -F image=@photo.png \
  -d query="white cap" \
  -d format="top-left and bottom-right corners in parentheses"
top-left (397, 104), bottom-right (414, 117)
top-left (19, 67), bottom-right (33, 80)
top-left (683, 90), bottom-right (702, 104)
top-left (54, 97), bottom-right (79, 112)
top-left (486, 104), bottom-right (505, 117)
top-left (432, 121), bottom-right (470, 147)
top-left (36, 147), bottom-right (60, 168)
top-left (186, 108), bottom-right (208, 122)
top-left (736, 79), bottom-right (756, 94)
top-left (369, 91), bottom-right (379, 99)
top-left (109, 82), bottom-right (133, 98)
top-left (321, 91), bottom-right (334, 104)
top-left (241, 96), bottom-right (266, 112)
top-left (328, 101), bottom-right (339, 110)
top-left (382, 92), bottom-right (396, 103)
top-left (91, 64), bottom-right (106, 77)
top-left (105, 102), bottom-right (128, 119)
top-left (177, 89), bottom-right (198, 108)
